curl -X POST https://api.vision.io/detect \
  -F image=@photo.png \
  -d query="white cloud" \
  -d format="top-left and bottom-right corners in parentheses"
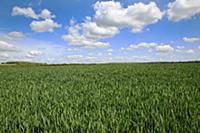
top-left (0, 32), bottom-right (25, 42)
top-left (12, 7), bottom-right (56, 20)
top-left (107, 49), bottom-right (113, 52)
top-left (66, 55), bottom-right (97, 63)
top-left (120, 42), bottom-right (174, 53)
top-left (96, 55), bottom-right (152, 63)
top-left (12, 7), bottom-right (59, 32)
top-left (167, 0), bottom-right (200, 21)
top-left (8, 31), bottom-right (25, 38)
top-left (66, 48), bottom-right (79, 52)
top-left (0, 53), bottom-right (9, 59)
top-left (62, 1), bottom-right (164, 48)
top-left (108, 52), bottom-right (112, 56)
top-left (155, 45), bottom-right (174, 53)
top-left (119, 47), bottom-right (125, 52)
top-left (26, 50), bottom-right (43, 58)
top-left (176, 49), bottom-right (194, 54)
top-left (12, 6), bottom-right (39, 19)
top-left (94, 1), bottom-right (164, 32)
top-left (30, 19), bottom-right (61, 32)
top-left (82, 21), bottom-right (119, 39)
top-left (10, 57), bottom-right (34, 62)
top-left (177, 45), bottom-right (185, 49)
top-left (40, 9), bottom-right (55, 19)
top-left (0, 41), bottom-right (19, 52)
top-left (62, 23), bottom-right (110, 48)
top-left (128, 42), bottom-right (158, 50)
top-left (183, 37), bottom-right (199, 43)
top-left (132, 56), bottom-right (150, 60)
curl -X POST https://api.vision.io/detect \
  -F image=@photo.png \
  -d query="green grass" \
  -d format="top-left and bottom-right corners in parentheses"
top-left (0, 63), bottom-right (199, 132)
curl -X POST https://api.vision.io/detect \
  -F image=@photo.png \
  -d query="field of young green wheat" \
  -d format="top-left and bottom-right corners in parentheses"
top-left (0, 63), bottom-right (199, 132)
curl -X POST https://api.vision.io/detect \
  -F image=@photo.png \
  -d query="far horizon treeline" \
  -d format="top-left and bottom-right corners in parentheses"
top-left (1, 61), bottom-right (200, 66)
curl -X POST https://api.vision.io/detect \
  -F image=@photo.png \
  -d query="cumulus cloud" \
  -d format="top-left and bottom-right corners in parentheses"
top-left (107, 49), bottom-right (113, 52)
top-left (62, 23), bottom-right (110, 48)
top-left (177, 46), bottom-right (185, 49)
top-left (98, 55), bottom-right (151, 63)
top-left (0, 53), bottom-right (9, 59)
top-left (66, 55), bottom-right (97, 63)
top-left (183, 37), bottom-right (199, 43)
top-left (0, 41), bottom-right (19, 52)
top-left (40, 9), bottom-right (55, 19)
top-left (8, 31), bottom-right (25, 38)
top-left (12, 7), bottom-right (56, 20)
top-left (0, 31), bottom-right (25, 42)
top-left (12, 6), bottom-right (39, 19)
top-left (62, 1), bottom-right (164, 48)
top-left (167, 0), bottom-right (200, 21)
top-left (108, 52), bottom-right (112, 56)
top-left (94, 1), bottom-right (164, 32)
top-left (26, 50), bottom-right (43, 58)
top-left (155, 45), bottom-right (174, 53)
top-left (176, 49), bottom-right (194, 54)
top-left (128, 42), bottom-right (158, 50)
top-left (120, 42), bottom-right (174, 53)
top-left (66, 48), bottom-right (80, 52)
top-left (82, 21), bottom-right (119, 39)
top-left (12, 7), bottom-right (59, 32)
top-left (30, 19), bottom-right (61, 32)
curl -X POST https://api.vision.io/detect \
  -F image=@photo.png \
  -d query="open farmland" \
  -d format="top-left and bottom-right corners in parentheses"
top-left (0, 63), bottom-right (199, 132)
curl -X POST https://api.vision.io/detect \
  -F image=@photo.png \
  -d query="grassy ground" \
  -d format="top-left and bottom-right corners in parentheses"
top-left (0, 63), bottom-right (199, 132)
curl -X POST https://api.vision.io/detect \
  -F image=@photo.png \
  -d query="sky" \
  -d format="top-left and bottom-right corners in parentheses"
top-left (0, 0), bottom-right (200, 64)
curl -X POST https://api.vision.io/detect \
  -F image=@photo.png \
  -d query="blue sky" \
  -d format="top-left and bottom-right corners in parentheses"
top-left (0, 0), bottom-right (200, 63)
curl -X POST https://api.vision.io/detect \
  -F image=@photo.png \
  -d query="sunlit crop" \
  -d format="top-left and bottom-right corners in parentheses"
top-left (0, 63), bottom-right (199, 132)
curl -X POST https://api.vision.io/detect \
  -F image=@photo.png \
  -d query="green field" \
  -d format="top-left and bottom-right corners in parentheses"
top-left (0, 63), bottom-right (199, 132)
